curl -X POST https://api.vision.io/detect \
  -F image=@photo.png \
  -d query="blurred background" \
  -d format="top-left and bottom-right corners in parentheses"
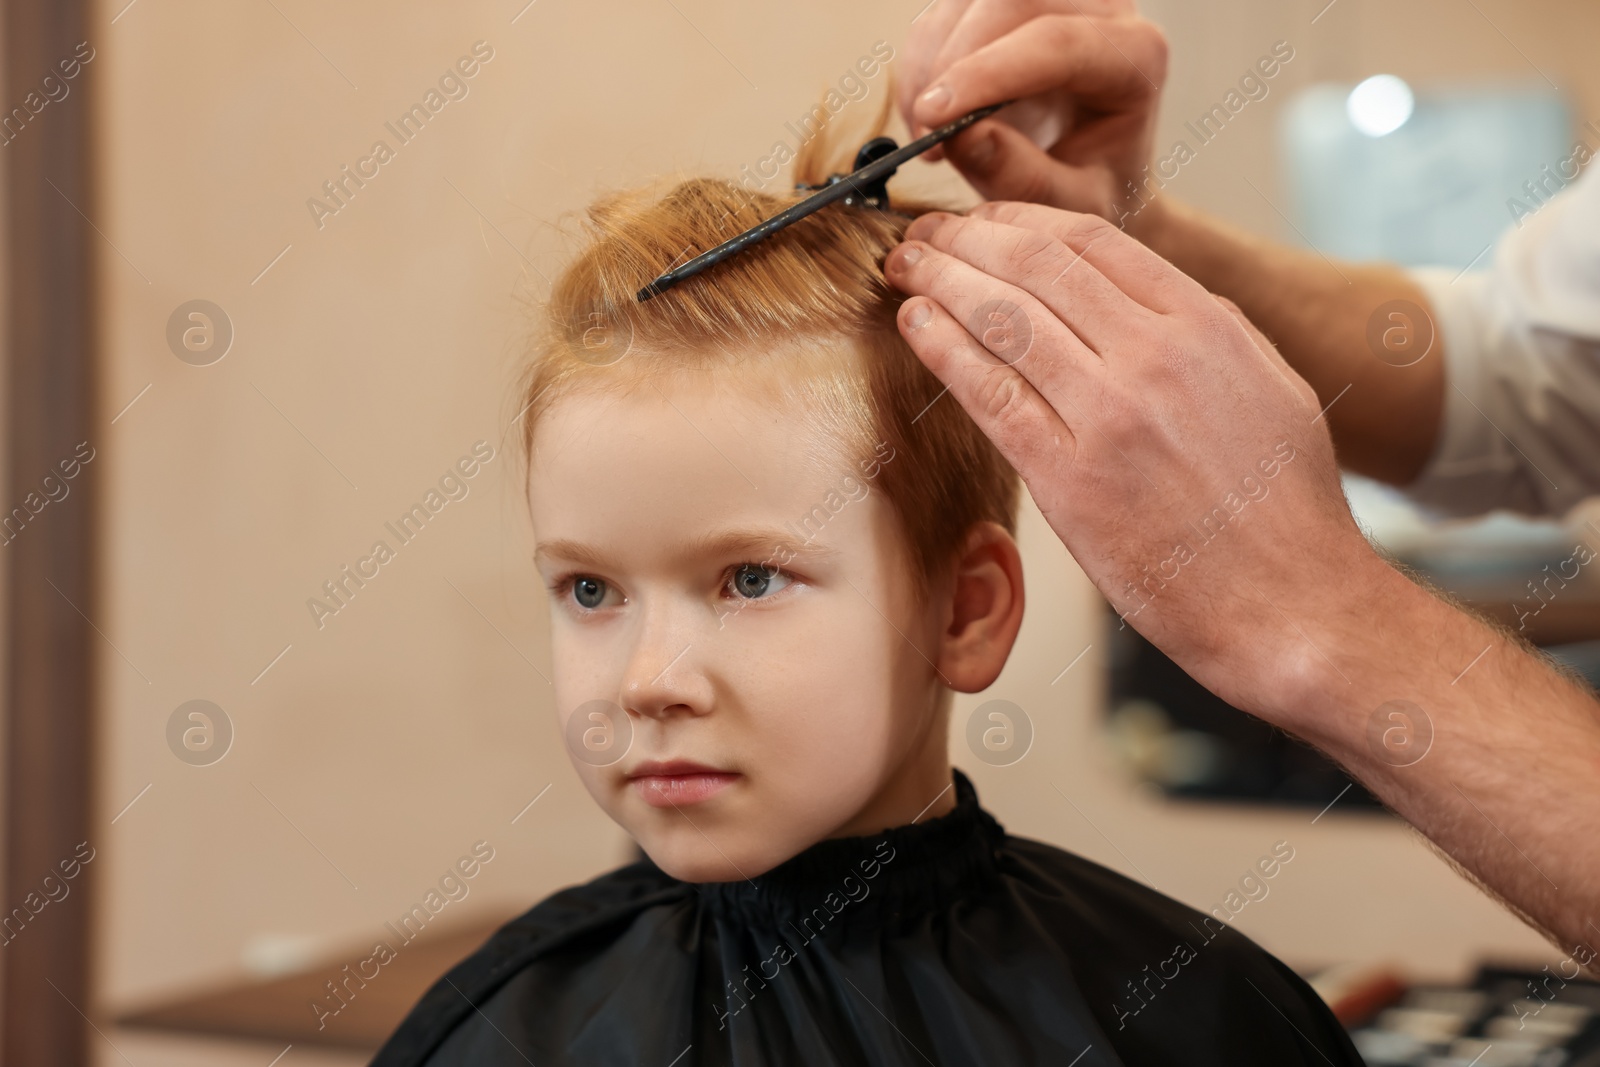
top-left (3, 0), bottom-right (1598, 1063)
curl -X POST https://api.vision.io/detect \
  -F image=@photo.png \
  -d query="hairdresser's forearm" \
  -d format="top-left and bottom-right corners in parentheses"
top-left (1135, 199), bottom-right (1444, 486)
top-left (1246, 550), bottom-right (1600, 957)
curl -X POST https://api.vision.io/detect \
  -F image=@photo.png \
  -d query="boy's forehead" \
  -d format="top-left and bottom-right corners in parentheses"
top-left (534, 362), bottom-right (863, 465)
top-left (527, 373), bottom-right (878, 548)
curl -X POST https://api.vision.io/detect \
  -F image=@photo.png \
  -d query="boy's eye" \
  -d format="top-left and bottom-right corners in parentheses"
top-left (571, 576), bottom-right (610, 609)
top-left (727, 563), bottom-right (791, 600)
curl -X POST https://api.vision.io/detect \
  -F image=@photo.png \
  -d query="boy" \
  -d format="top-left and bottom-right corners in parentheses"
top-left (374, 163), bottom-right (1363, 1065)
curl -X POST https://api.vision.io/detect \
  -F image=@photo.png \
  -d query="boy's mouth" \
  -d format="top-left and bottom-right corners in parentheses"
top-left (627, 759), bottom-right (741, 807)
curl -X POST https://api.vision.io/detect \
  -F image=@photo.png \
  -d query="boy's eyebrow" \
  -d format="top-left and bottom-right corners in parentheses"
top-left (534, 526), bottom-right (840, 570)
top-left (532, 539), bottom-right (606, 569)
top-left (687, 527), bottom-right (840, 565)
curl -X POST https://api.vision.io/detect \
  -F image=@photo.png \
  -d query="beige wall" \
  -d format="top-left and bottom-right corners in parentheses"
top-left (92, 0), bottom-right (1597, 1059)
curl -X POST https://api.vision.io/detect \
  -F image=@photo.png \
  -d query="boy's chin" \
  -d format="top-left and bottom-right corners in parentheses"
top-left (635, 832), bottom-right (791, 884)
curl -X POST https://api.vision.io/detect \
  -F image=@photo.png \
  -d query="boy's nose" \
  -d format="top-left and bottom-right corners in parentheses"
top-left (620, 619), bottom-right (713, 721)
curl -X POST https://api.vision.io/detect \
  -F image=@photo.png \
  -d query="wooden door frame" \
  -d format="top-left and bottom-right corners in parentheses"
top-left (3, 0), bottom-right (99, 1062)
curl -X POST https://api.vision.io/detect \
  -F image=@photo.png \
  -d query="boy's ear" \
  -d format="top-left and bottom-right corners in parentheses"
top-left (935, 521), bottom-right (1025, 693)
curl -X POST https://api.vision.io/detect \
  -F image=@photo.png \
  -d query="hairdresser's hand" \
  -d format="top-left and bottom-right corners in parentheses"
top-left (883, 203), bottom-right (1383, 718)
top-left (886, 203), bottom-right (1600, 965)
top-left (897, 0), bottom-right (1168, 237)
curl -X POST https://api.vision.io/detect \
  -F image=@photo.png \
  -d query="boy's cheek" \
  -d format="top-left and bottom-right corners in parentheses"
top-left (548, 657), bottom-right (626, 760)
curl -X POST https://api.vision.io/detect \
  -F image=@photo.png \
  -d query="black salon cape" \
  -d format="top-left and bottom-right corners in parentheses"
top-left (372, 769), bottom-right (1362, 1066)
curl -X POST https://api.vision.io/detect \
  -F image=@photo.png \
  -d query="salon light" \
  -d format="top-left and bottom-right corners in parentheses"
top-left (1346, 74), bottom-right (1415, 137)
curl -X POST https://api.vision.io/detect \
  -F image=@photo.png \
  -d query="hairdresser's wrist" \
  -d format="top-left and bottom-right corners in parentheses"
top-left (1212, 539), bottom-right (1417, 753)
top-left (1235, 544), bottom-right (1505, 776)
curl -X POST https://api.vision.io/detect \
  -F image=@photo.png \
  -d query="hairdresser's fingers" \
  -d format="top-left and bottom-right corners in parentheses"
top-left (899, 0), bottom-right (977, 154)
top-left (970, 201), bottom-right (1201, 314)
top-left (885, 239), bottom-right (1101, 371)
top-left (903, 211), bottom-right (1153, 355)
top-left (913, 0), bottom-right (1126, 157)
top-left (942, 118), bottom-right (1131, 229)
top-left (914, 13), bottom-right (1164, 130)
top-left (913, 13), bottom-right (1165, 215)
top-left (885, 239), bottom-right (1105, 417)
top-left (927, 0), bottom-right (1132, 88)
top-left (896, 296), bottom-right (1079, 482)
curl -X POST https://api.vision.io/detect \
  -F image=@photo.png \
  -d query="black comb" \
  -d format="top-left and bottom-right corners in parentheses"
top-left (636, 100), bottom-right (1012, 302)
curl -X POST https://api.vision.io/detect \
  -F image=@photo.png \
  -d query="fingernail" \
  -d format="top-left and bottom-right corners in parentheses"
top-left (905, 302), bottom-right (932, 329)
top-left (895, 244), bottom-right (923, 269)
top-left (918, 84), bottom-right (951, 116)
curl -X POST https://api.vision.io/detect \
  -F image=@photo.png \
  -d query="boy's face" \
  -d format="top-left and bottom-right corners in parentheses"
top-left (529, 368), bottom-right (950, 882)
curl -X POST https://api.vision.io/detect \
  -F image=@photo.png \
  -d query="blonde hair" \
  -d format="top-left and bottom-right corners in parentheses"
top-left (519, 91), bottom-right (1019, 595)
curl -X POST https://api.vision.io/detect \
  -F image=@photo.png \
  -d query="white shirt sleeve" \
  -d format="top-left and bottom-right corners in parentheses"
top-left (1401, 162), bottom-right (1600, 519)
